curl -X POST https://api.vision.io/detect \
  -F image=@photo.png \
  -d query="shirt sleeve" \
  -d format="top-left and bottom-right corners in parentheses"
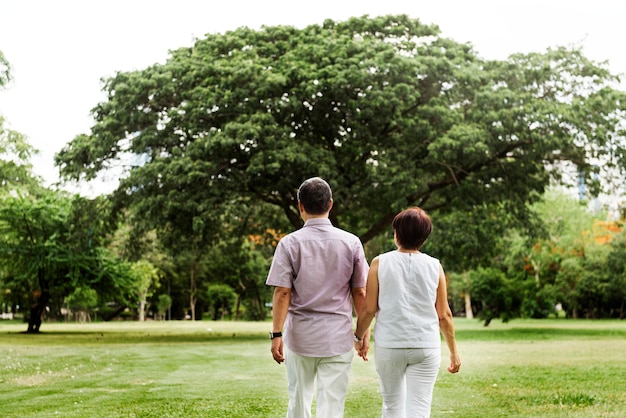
top-left (350, 239), bottom-right (369, 288)
top-left (266, 240), bottom-right (294, 288)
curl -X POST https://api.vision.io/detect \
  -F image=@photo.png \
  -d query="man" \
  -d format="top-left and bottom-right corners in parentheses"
top-left (266, 177), bottom-right (369, 418)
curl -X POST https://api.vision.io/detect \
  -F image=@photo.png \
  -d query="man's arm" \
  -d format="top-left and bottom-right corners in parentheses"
top-left (270, 286), bottom-right (291, 364)
top-left (353, 256), bottom-right (379, 360)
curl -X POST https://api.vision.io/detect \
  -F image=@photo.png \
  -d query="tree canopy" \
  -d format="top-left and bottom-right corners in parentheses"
top-left (55, 15), bottom-right (626, 243)
top-left (0, 50), bottom-right (10, 89)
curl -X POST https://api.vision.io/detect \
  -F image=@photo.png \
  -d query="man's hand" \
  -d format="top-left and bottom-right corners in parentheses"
top-left (271, 337), bottom-right (284, 364)
top-left (353, 338), bottom-right (369, 362)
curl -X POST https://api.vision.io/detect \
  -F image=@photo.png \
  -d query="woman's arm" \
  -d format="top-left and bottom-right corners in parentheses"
top-left (354, 257), bottom-right (380, 361)
top-left (435, 265), bottom-right (461, 373)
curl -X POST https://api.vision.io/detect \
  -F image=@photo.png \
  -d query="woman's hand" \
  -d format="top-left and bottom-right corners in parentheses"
top-left (447, 352), bottom-right (461, 373)
top-left (354, 337), bottom-right (369, 361)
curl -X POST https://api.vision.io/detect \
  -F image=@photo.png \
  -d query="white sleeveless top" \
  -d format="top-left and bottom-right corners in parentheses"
top-left (374, 250), bottom-right (442, 348)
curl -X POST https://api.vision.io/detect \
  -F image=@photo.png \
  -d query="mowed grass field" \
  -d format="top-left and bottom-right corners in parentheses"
top-left (1, 318), bottom-right (625, 417)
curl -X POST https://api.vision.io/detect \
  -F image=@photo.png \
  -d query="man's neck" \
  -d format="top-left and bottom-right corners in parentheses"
top-left (301, 213), bottom-right (329, 222)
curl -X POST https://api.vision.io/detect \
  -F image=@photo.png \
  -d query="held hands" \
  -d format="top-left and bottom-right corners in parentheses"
top-left (353, 333), bottom-right (369, 361)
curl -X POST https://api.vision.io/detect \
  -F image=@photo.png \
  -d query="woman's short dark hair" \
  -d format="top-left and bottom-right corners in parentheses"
top-left (297, 177), bottom-right (332, 215)
top-left (392, 207), bottom-right (432, 250)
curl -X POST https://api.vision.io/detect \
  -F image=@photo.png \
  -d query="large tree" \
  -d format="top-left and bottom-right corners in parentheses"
top-left (55, 15), bottom-right (626, 244)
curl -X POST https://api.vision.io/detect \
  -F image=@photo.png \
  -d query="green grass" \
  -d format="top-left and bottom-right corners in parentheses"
top-left (1, 319), bottom-right (625, 417)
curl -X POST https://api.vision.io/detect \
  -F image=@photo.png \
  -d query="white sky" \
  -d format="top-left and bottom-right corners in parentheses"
top-left (1, 0), bottom-right (624, 196)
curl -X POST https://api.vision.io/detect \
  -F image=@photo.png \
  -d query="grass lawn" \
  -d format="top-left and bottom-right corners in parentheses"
top-left (1, 318), bottom-right (625, 417)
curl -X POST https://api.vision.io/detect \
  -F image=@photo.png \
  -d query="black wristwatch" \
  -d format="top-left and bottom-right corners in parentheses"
top-left (269, 331), bottom-right (282, 340)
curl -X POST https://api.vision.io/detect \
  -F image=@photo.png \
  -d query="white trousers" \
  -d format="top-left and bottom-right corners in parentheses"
top-left (375, 347), bottom-right (441, 418)
top-left (285, 347), bottom-right (354, 418)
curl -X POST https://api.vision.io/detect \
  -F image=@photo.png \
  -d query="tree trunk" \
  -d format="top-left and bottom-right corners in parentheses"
top-left (189, 262), bottom-right (197, 321)
top-left (103, 305), bottom-right (126, 321)
top-left (26, 269), bottom-right (50, 333)
top-left (234, 295), bottom-right (242, 321)
top-left (464, 293), bottom-right (474, 319)
top-left (531, 259), bottom-right (541, 287)
top-left (138, 299), bottom-right (146, 321)
top-left (26, 292), bottom-right (49, 333)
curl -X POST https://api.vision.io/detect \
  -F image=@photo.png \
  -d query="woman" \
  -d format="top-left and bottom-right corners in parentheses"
top-left (354, 207), bottom-right (461, 417)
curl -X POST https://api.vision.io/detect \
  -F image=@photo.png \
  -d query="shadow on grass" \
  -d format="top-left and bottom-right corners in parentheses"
top-left (3, 330), bottom-right (267, 345)
top-left (457, 327), bottom-right (626, 341)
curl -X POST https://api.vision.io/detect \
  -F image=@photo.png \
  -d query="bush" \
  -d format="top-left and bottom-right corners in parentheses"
top-left (470, 267), bottom-right (522, 326)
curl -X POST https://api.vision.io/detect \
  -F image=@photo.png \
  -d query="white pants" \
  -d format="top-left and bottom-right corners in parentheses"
top-left (285, 347), bottom-right (354, 418)
top-left (375, 347), bottom-right (441, 418)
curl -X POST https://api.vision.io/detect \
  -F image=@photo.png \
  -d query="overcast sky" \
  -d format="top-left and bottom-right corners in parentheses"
top-left (1, 0), bottom-right (624, 195)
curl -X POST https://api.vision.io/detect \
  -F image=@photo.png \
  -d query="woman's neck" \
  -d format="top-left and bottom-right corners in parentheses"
top-left (397, 247), bottom-right (419, 254)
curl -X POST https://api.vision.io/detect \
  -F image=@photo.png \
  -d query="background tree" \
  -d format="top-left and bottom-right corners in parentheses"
top-left (200, 202), bottom-right (277, 321)
top-left (55, 15), bottom-right (626, 248)
top-left (156, 293), bottom-right (172, 320)
top-left (130, 259), bottom-right (160, 321)
top-left (0, 191), bottom-right (134, 332)
top-left (553, 220), bottom-right (622, 319)
top-left (205, 284), bottom-right (237, 320)
top-left (470, 266), bottom-right (523, 326)
top-left (603, 228), bottom-right (626, 318)
top-left (108, 220), bottom-right (181, 320)
top-left (426, 203), bottom-right (520, 318)
top-left (493, 190), bottom-right (626, 321)
top-left (64, 286), bottom-right (98, 322)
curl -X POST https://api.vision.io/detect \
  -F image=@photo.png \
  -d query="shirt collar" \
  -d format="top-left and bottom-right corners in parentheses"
top-left (303, 218), bottom-right (332, 227)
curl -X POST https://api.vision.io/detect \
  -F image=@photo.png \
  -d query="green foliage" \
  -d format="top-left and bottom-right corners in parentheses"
top-left (0, 115), bottom-right (41, 194)
top-left (520, 281), bottom-right (558, 319)
top-left (470, 267), bottom-right (522, 325)
top-left (603, 229), bottom-right (626, 317)
top-left (64, 287), bottom-right (98, 310)
top-left (130, 259), bottom-right (160, 298)
top-left (554, 237), bottom-right (623, 319)
top-left (0, 50), bottom-right (10, 88)
top-left (130, 259), bottom-right (160, 320)
top-left (473, 190), bottom-right (626, 323)
top-left (156, 293), bottom-right (172, 320)
top-left (55, 15), bottom-right (626, 246)
top-left (427, 203), bottom-right (520, 273)
top-left (206, 284), bottom-right (237, 320)
top-left (204, 236), bottom-right (272, 321)
top-left (0, 52), bottom-right (39, 194)
top-left (0, 191), bottom-right (135, 330)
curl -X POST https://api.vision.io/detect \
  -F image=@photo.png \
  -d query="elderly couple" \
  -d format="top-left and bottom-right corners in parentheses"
top-left (266, 177), bottom-right (461, 418)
